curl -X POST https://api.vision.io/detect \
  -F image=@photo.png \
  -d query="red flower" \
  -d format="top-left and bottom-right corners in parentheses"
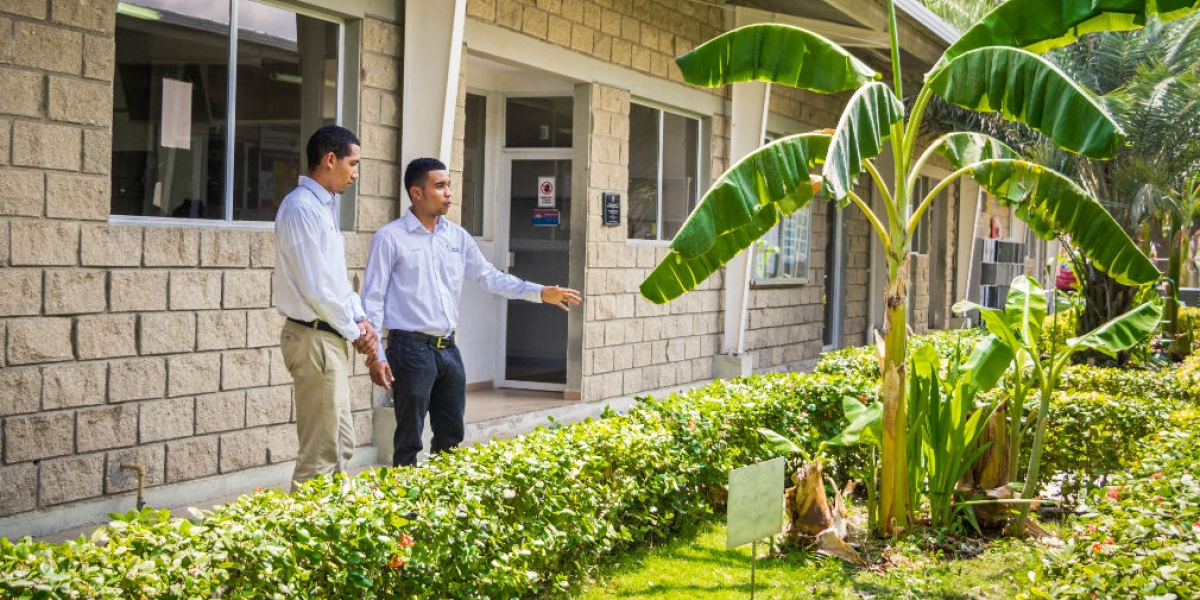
top-left (1151, 472), bottom-right (1165, 480)
top-left (1092, 543), bottom-right (1101, 552)
top-left (1105, 486), bottom-right (1123, 501)
top-left (388, 555), bottom-right (405, 569)
top-left (1104, 539), bottom-right (1114, 545)
top-left (399, 533), bottom-right (415, 548)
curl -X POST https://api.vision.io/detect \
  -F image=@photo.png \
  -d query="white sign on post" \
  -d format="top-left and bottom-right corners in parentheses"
top-left (537, 176), bottom-right (556, 208)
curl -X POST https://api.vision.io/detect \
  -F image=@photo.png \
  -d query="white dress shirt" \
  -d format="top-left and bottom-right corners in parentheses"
top-left (361, 210), bottom-right (543, 359)
top-left (274, 176), bottom-right (366, 341)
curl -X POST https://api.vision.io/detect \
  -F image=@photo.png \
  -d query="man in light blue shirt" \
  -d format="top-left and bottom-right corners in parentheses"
top-left (362, 158), bottom-right (581, 467)
top-left (274, 125), bottom-right (378, 490)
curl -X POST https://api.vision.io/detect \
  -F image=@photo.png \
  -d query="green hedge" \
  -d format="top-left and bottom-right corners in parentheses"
top-left (0, 373), bottom-right (874, 600)
top-left (1022, 409), bottom-right (1200, 599)
top-left (814, 328), bottom-right (985, 379)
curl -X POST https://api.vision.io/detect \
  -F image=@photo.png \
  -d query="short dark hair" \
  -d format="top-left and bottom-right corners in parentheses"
top-left (404, 157), bottom-right (448, 198)
top-left (306, 125), bottom-right (360, 172)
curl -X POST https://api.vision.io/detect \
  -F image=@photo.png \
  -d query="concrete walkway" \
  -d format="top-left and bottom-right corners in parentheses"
top-left (21, 381), bottom-right (703, 544)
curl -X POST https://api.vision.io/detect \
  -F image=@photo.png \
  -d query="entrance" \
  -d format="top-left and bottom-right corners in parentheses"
top-left (823, 205), bottom-right (846, 349)
top-left (500, 153), bottom-right (572, 389)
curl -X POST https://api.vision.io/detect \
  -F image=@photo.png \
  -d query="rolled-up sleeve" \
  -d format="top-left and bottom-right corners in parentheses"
top-left (276, 205), bottom-right (361, 340)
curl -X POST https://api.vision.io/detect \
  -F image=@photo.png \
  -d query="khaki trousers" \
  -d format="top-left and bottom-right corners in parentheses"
top-left (280, 320), bottom-right (355, 492)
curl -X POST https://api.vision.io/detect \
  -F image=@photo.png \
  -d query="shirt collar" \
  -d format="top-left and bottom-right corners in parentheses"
top-left (401, 209), bottom-right (444, 234)
top-left (298, 176), bottom-right (336, 208)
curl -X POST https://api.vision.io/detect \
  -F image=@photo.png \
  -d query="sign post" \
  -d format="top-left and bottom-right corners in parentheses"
top-left (726, 457), bottom-right (785, 599)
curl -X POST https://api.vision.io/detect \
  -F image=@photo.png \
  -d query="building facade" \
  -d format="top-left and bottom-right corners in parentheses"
top-left (0, 0), bottom-right (992, 536)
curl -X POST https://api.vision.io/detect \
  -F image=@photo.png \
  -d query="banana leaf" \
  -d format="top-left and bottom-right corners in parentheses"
top-left (823, 82), bottom-right (905, 202)
top-left (675, 23), bottom-right (878, 93)
top-left (932, 132), bottom-right (1020, 167)
top-left (1004, 275), bottom-right (1046, 347)
top-left (932, 0), bottom-right (1200, 75)
top-left (639, 133), bottom-right (830, 304)
top-left (959, 334), bottom-right (1015, 396)
top-left (929, 47), bottom-right (1124, 159)
top-left (963, 159), bottom-right (1159, 286)
top-left (1067, 301), bottom-right (1163, 357)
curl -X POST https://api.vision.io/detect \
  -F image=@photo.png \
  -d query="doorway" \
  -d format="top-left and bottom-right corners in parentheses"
top-left (499, 152), bottom-right (573, 389)
top-left (823, 205), bottom-right (846, 349)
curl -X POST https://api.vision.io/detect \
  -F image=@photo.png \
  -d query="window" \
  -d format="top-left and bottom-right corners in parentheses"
top-left (753, 133), bottom-right (812, 283)
top-left (462, 93), bottom-right (487, 236)
top-left (112, 0), bottom-right (341, 223)
top-left (911, 175), bottom-right (944, 255)
top-left (628, 103), bottom-right (701, 241)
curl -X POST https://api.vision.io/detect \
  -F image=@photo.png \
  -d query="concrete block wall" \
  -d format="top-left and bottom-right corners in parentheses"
top-left (0, 4), bottom-right (400, 521)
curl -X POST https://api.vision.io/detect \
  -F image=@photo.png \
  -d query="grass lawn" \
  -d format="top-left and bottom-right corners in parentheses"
top-left (572, 518), bottom-right (1048, 599)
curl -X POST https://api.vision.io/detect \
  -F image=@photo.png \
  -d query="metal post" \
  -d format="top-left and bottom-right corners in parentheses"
top-left (750, 539), bottom-right (756, 600)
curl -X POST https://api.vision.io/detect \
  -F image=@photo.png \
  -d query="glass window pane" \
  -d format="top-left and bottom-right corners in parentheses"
top-left (111, 0), bottom-right (232, 219)
top-left (660, 111), bottom-right (699, 240)
top-left (462, 93), bottom-right (487, 236)
top-left (755, 206), bottom-right (811, 281)
top-left (233, 0), bottom-right (339, 222)
top-left (504, 97), bottom-right (572, 148)
top-left (627, 103), bottom-right (659, 240)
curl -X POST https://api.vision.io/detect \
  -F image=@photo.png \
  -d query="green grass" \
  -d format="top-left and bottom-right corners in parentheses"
top-left (572, 519), bottom-right (1046, 599)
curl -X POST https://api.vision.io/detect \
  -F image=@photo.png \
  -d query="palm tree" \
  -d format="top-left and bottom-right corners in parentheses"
top-left (638, 0), bottom-right (1193, 537)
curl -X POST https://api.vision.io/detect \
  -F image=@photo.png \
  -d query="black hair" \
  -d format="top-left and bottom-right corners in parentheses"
top-left (404, 157), bottom-right (448, 198)
top-left (306, 125), bottom-right (360, 172)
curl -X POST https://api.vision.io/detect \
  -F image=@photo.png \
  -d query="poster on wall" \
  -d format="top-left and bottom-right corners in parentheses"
top-left (161, 79), bottom-right (193, 150)
top-left (532, 208), bottom-right (560, 226)
top-left (538, 176), bottom-right (556, 208)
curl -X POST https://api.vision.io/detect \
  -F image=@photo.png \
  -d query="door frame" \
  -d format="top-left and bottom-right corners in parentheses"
top-left (496, 147), bottom-right (575, 391)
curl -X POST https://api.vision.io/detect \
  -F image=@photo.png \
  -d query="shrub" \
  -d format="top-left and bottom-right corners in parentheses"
top-left (815, 328), bottom-right (984, 379)
top-left (1022, 412), bottom-right (1200, 600)
top-left (0, 373), bottom-right (874, 600)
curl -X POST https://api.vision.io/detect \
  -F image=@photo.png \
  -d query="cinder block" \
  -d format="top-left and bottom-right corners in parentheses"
top-left (82, 34), bottom-right (113, 81)
top-left (0, 66), bottom-right (43, 118)
top-left (169, 271), bottom-right (222, 310)
top-left (10, 220), bottom-right (78, 266)
top-left (6, 317), bottom-right (73, 365)
top-left (81, 223), bottom-right (141, 266)
top-left (0, 463), bottom-right (37, 517)
top-left (268, 347), bottom-right (292, 385)
top-left (9, 21), bottom-right (81, 75)
top-left (50, 0), bottom-right (114, 33)
top-left (44, 269), bottom-right (106, 314)
top-left (108, 357), bottom-right (165, 402)
top-left (195, 390), bottom-right (246, 435)
top-left (196, 310), bottom-right (246, 351)
top-left (0, 366), bottom-right (40, 417)
top-left (248, 231), bottom-right (275, 267)
top-left (46, 172), bottom-right (110, 220)
top-left (42, 361), bottom-right (106, 410)
top-left (223, 270), bottom-right (271, 309)
top-left (166, 436), bottom-right (219, 482)
top-left (359, 123), bottom-right (398, 162)
top-left (166, 352), bottom-right (220, 397)
top-left (105, 443), bottom-right (165, 494)
top-left (246, 385), bottom-right (291, 427)
top-left (219, 428), bottom-right (269, 472)
top-left (0, 167), bottom-right (45, 217)
top-left (11, 120), bottom-right (81, 171)
top-left (76, 313), bottom-right (136, 359)
top-left (139, 397), bottom-right (195, 443)
top-left (0, 0), bottom-right (46, 19)
top-left (77, 404), bottom-right (138, 452)
top-left (47, 76), bottom-right (112, 127)
top-left (0, 268), bottom-right (42, 316)
top-left (110, 270), bottom-right (167, 312)
top-left (4, 411), bottom-right (74, 463)
top-left (0, 120), bottom-right (9, 168)
top-left (143, 227), bottom-right (198, 267)
top-left (363, 18), bottom-right (401, 57)
top-left (199, 230), bottom-right (249, 268)
top-left (221, 349), bottom-right (270, 390)
top-left (39, 453), bottom-right (104, 506)
top-left (138, 311), bottom-right (195, 355)
top-left (361, 53), bottom-right (399, 92)
top-left (265, 423), bottom-right (299, 463)
top-left (247, 309), bottom-right (283, 348)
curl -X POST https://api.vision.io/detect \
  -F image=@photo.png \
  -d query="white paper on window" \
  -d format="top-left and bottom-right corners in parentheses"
top-left (161, 79), bottom-right (193, 149)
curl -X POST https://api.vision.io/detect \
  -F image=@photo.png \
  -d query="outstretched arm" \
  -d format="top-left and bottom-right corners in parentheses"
top-left (540, 285), bottom-right (582, 311)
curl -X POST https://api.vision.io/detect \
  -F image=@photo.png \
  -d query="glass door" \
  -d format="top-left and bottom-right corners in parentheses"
top-left (501, 156), bottom-right (572, 388)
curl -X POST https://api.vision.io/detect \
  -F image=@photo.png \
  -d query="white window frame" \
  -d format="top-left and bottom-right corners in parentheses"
top-left (626, 101), bottom-right (704, 244)
top-left (108, 0), bottom-right (351, 230)
top-left (751, 132), bottom-right (812, 286)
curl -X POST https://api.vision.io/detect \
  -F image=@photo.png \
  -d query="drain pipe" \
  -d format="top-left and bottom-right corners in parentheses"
top-left (120, 463), bottom-right (146, 511)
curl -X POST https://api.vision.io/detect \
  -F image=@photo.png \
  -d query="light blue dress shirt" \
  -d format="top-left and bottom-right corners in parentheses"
top-left (273, 176), bottom-right (366, 341)
top-left (361, 210), bottom-right (543, 360)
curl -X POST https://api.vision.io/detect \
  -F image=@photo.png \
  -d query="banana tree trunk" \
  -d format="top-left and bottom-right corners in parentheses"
top-left (1166, 226), bottom-right (1190, 361)
top-left (878, 253), bottom-right (911, 537)
top-left (1010, 381), bottom-right (1052, 536)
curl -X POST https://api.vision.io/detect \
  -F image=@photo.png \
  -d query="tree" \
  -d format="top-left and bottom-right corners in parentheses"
top-left (638, 0), bottom-right (1195, 537)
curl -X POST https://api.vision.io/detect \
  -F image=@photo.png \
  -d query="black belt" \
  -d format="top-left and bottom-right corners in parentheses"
top-left (287, 317), bottom-right (341, 338)
top-left (392, 329), bottom-right (455, 349)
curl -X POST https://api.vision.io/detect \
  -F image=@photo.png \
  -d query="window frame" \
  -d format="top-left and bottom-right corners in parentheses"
top-left (626, 100), bottom-right (705, 245)
top-left (108, 0), bottom-right (354, 230)
top-left (750, 132), bottom-right (813, 286)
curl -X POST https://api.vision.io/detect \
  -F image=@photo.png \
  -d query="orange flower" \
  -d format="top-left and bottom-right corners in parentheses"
top-left (1150, 472), bottom-right (1165, 480)
top-left (399, 533), bottom-right (415, 548)
top-left (388, 555), bottom-right (406, 569)
top-left (1105, 486), bottom-right (1123, 501)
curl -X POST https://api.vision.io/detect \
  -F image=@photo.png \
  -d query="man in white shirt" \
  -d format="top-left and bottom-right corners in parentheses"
top-left (362, 158), bottom-right (582, 467)
top-left (274, 125), bottom-right (379, 490)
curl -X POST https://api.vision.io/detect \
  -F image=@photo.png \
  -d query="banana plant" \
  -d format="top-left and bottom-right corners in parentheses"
top-left (953, 276), bottom-right (1162, 534)
top-left (639, 0), bottom-right (1192, 537)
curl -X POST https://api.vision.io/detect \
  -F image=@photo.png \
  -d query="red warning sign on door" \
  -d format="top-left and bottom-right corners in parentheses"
top-left (537, 176), bottom-right (555, 208)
